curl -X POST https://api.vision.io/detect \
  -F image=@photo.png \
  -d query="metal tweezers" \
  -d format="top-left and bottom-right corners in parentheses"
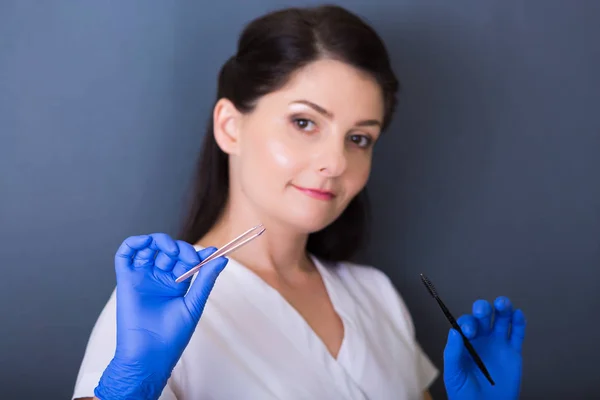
top-left (175, 223), bottom-right (266, 283)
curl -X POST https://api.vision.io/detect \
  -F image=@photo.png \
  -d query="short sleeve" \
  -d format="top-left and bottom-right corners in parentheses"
top-left (369, 268), bottom-right (440, 392)
top-left (415, 342), bottom-right (439, 391)
top-left (71, 289), bottom-right (178, 400)
top-left (72, 289), bottom-right (117, 399)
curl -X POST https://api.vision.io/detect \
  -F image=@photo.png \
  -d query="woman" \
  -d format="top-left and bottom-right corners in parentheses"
top-left (73, 5), bottom-right (526, 400)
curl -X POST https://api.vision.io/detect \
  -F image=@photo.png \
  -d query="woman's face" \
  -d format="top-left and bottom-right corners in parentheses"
top-left (216, 59), bottom-right (385, 234)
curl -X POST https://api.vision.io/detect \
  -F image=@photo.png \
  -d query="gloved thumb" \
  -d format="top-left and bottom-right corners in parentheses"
top-left (184, 255), bottom-right (229, 322)
top-left (443, 328), bottom-right (468, 389)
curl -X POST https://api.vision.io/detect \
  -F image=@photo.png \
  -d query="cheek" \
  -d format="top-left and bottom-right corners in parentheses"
top-left (260, 132), bottom-right (308, 174)
top-left (241, 132), bottom-right (305, 187)
top-left (265, 138), bottom-right (297, 170)
top-left (345, 157), bottom-right (372, 194)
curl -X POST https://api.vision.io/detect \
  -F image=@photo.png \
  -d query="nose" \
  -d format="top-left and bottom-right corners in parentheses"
top-left (316, 140), bottom-right (348, 177)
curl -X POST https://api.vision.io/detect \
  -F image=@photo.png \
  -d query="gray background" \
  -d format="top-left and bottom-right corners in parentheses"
top-left (1, 1), bottom-right (599, 399)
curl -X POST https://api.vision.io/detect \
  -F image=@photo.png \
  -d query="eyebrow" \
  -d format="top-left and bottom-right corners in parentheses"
top-left (289, 99), bottom-right (382, 128)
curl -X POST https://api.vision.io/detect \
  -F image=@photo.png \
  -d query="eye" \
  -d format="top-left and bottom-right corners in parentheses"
top-left (292, 117), bottom-right (317, 132)
top-left (349, 134), bottom-right (373, 149)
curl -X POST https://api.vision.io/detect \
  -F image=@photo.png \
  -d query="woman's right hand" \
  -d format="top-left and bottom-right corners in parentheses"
top-left (94, 233), bottom-right (228, 400)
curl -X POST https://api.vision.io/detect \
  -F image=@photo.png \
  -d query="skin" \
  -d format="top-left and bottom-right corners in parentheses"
top-left (201, 58), bottom-right (385, 360)
top-left (80, 58), bottom-right (526, 400)
top-left (82, 59), bottom-right (432, 400)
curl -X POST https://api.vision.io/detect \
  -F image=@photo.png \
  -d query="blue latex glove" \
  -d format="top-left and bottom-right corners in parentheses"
top-left (443, 296), bottom-right (526, 400)
top-left (94, 233), bottom-right (228, 400)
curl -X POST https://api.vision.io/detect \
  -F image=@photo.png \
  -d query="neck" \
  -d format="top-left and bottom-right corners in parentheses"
top-left (196, 199), bottom-right (314, 277)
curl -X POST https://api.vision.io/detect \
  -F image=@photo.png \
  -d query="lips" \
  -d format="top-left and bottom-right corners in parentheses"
top-left (293, 185), bottom-right (336, 201)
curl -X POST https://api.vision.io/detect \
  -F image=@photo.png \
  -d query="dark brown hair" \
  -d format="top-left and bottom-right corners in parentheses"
top-left (178, 5), bottom-right (399, 262)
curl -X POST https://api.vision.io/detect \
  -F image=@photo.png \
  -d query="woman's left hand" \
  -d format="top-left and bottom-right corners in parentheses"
top-left (443, 296), bottom-right (526, 400)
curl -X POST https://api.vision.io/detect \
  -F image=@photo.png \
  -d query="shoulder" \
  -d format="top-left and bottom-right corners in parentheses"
top-left (334, 259), bottom-right (393, 285)
top-left (334, 260), bottom-right (399, 300)
top-left (326, 260), bottom-right (440, 390)
top-left (72, 290), bottom-right (117, 398)
top-left (322, 259), bottom-right (418, 339)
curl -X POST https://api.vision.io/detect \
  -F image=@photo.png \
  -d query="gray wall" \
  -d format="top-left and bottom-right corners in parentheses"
top-left (1, 1), bottom-right (599, 399)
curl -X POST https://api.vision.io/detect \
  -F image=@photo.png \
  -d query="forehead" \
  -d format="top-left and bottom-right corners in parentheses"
top-left (256, 59), bottom-right (385, 119)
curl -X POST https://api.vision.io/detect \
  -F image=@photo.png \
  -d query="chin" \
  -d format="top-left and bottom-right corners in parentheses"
top-left (250, 190), bottom-right (350, 234)
top-left (278, 208), bottom-right (343, 234)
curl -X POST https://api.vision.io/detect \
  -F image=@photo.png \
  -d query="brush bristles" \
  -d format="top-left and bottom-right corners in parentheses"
top-left (420, 273), bottom-right (438, 297)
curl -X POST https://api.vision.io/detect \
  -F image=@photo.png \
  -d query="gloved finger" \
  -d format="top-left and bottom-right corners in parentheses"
top-left (196, 247), bottom-right (219, 260)
top-left (509, 309), bottom-right (527, 352)
top-left (472, 299), bottom-right (493, 335)
top-left (133, 246), bottom-right (157, 269)
top-left (457, 314), bottom-right (478, 340)
top-left (172, 247), bottom-right (217, 282)
top-left (136, 247), bottom-right (156, 260)
top-left (155, 252), bottom-right (177, 271)
top-left (177, 241), bottom-right (201, 265)
top-left (443, 328), bottom-right (468, 389)
top-left (115, 235), bottom-right (151, 271)
top-left (148, 233), bottom-right (180, 257)
top-left (184, 255), bottom-right (229, 322)
top-left (171, 241), bottom-right (201, 278)
top-left (144, 233), bottom-right (179, 271)
top-left (492, 296), bottom-right (513, 338)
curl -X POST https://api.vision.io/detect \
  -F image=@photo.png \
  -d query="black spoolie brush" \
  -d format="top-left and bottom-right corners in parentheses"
top-left (420, 273), bottom-right (495, 386)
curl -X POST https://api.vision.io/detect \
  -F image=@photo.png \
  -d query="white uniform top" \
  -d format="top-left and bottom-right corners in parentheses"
top-left (73, 251), bottom-right (438, 400)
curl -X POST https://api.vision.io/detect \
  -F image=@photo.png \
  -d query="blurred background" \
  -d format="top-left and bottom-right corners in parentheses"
top-left (1, 1), bottom-right (599, 398)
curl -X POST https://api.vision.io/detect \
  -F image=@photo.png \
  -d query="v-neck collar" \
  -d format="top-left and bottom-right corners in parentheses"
top-left (220, 250), bottom-right (350, 363)
top-left (194, 245), bottom-right (368, 399)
